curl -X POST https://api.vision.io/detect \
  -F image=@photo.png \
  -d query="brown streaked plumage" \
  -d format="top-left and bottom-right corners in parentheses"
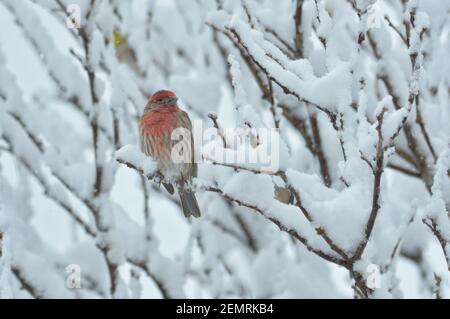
top-left (139, 90), bottom-right (200, 218)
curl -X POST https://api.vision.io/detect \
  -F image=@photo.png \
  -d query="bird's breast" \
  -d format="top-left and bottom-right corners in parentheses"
top-left (140, 111), bottom-right (179, 162)
top-left (140, 109), bottom-right (193, 179)
top-left (141, 111), bottom-right (178, 137)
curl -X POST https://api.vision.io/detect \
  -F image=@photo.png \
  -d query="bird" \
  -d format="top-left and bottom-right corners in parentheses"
top-left (139, 90), bottom-right (201, 218)
top-left (113, 30), bottom-right (141, 76)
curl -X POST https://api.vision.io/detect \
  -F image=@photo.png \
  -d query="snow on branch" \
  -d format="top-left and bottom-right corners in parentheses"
top-left (116, 145), bottom-right (159, 180)
top-left (1, 0), bottom-right (449, 299)
top-left (116, 144), bottom-right (349, 267)
top-left (207, 10), bottom-right (352, 115)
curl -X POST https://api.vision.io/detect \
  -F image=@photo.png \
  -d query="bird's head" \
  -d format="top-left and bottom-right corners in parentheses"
top-left (146, 90), bottom-right (178, 109)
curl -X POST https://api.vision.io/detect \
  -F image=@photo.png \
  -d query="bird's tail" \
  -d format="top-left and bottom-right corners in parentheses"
top-left (179, 188), bottom-right (201, 218)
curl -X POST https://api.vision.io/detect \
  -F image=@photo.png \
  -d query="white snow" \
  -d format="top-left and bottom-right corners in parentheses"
top-left (1, 0), bottom-right (449, 300)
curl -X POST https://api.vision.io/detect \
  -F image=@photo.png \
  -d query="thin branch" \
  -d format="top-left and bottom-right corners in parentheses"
top-left (7, 112), bottom-right (44, 152)
top-left (279, 104), bottom-right (315, 155)
top-left (351, 110), bottom-right (386, 262)
top-left (385, 15), bottom-right (407, 44)
top-left (309, 111), bottom-right (332, 186)
top-left (369, 29), bottom-right (433, 190)
top-left (117, 156), bottom-right (348, 267)
top-left (225, 27), bottom-right (272, 100)
top-left (434, 273), bottom-right (442, 299)
top-left (267, 79), bottom-right (280, 129)
top-left (204, 156), bottom-right (282, 176)
top-left (204, 186), bottom-right (347, 267)
top-left (360, 151), bottom-right (374, 172)
top-left (1, 136), bottom-right (96, 237)
top-left (232, 211), bottom-right (258, 253)
top-left (294, 0), bottom-right (304, 58)
top-left (208, 113), bottom-right (228, 148)
top-left (4, 129), bottom-right (172, 297)
top-left (226, 26), bottom-right (336, 120)
top-left (212, 30), bottom-right (233, 88)
top-left (127, 259), bottom-right (171, 299)
top-left (241, 1), bottom-right (296, 57)
top-left (208, 217), bottom-right (254, 251)
top-left (415, 96), bottom-right (437, 162)
top-left (204, 157), bottom-right (346, 260)
top-left (12, 267), bottom-right (44, 299)
top-left (423, 217), bottom-right (450, 271)
top-left (387, 163), bottom-right (421, 178)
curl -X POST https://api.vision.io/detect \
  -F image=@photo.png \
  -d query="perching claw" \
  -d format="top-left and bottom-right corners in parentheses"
top-left (154, 170), bottom-right (164, 186)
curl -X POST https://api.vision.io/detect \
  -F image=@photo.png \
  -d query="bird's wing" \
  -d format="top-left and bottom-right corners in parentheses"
top-left (177, 110), bottom-right (197, 178)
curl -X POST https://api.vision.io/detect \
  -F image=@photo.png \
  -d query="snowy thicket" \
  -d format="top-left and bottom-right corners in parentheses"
top-left (0, 0), bottom-right (449, 299)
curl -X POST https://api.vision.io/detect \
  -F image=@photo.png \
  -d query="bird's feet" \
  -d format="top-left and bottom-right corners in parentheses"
top-left (154, 170), bottom-right (165, 186)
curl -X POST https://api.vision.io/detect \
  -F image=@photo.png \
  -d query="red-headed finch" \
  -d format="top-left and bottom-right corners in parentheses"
top-left (139, 90), bottom-right (201, 218)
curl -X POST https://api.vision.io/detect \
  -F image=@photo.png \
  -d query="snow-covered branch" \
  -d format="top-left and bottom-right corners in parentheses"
top-left (1, 0), bottom-right (449, 299)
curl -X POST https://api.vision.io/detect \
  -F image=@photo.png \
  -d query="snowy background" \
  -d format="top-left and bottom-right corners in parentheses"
top-left (0, 0), bottom-right (449, 299)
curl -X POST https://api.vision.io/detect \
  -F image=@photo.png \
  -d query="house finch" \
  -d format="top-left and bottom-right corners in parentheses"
top-left (139, 90), bottom-right (201, 218)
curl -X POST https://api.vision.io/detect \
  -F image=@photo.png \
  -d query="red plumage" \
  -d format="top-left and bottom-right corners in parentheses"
top-left (148, 90), bottom-right (176, 104)
top-left (140, 106), bottom-right (178, 161)
top-left (139, 90), bottom-right (201, 218)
